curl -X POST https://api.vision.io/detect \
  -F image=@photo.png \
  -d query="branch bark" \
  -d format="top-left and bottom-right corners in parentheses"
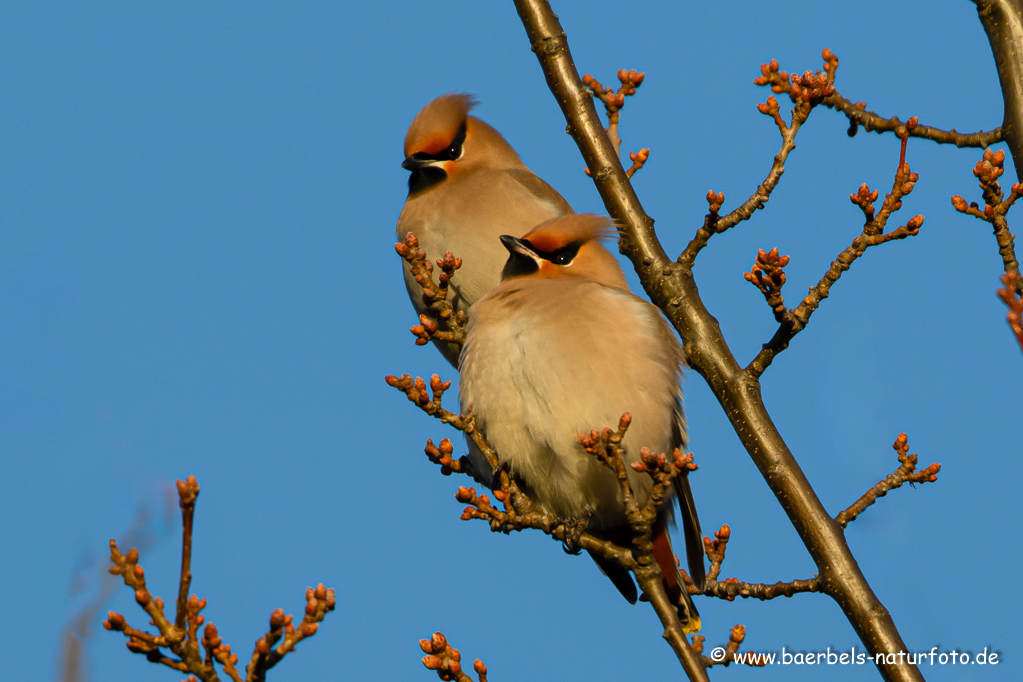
top-left (513, 1), bottom-right (924, 680)
top-left (974, 0), bottom-right (1023, 177)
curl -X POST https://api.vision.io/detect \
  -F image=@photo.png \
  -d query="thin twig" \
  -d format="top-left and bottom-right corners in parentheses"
top-left (578, 417), bottom-right (709, 681)
top-left (679, 80), bottom-right (826, 266)
top-left (998, 272), bottom-right (1023, 352)
top-left (626, 148), bottom-right (650, 179)
top-left (747, 127), bottom-right (924, 378)
top-left (174, 478), bottom-right (198, 631)
top-left (385, 373), bottom-right (524, 512)
top-left (755, 49), bottom-right (1001, 148)
top-left (582, 69), bottom-right (646, 165)
top-left (835, 434), bottom-right (941, 529)
top-left (395, 234), bottom-right (468, 349)
top-left (699, 524), bottom-right (821, 601)
top-left (952, 148), bottom-right (1022, 284)
top-left (388, 365), bottom-right (730, 681)
top-left (704, 577), bottom-right (822, 601)
top-left (104, 476), bottom-right (336, 682)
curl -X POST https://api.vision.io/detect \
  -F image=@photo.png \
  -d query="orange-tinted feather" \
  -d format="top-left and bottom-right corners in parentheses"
top-left (403, 92), bottom-right (477, 158)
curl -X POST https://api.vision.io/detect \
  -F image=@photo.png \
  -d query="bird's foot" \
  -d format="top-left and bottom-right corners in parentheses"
top-left (557, 516), bottom-right (590, 555)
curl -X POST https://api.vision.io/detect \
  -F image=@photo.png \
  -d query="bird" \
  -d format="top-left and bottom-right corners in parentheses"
top-left (458, 213), bottom-right (705, 632)
top-left (397, 92), bottom-right (573, 366)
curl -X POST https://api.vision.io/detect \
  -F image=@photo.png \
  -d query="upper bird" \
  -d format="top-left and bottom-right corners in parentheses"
top-left (458, 214), bottom-right (705, 632)
top-left (397, 93), bottom-right (573, 366)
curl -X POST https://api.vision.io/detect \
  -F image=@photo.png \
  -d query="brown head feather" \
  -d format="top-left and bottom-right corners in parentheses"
top-left (521, 214), bottom-right (619, 251)
top-left (404, 93), bottom-right (477, 158)
top-left (517, 214), bottom-right (627, 290)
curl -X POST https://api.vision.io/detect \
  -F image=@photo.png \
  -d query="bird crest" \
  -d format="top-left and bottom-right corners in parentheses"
top-left (403, 92), bottom-right (478, 159)
top-left (521, 214), bottom-right (619, 252)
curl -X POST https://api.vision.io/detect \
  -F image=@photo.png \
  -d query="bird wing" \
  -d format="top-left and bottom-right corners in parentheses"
top-left (505, 169), bottom-right (574, 216)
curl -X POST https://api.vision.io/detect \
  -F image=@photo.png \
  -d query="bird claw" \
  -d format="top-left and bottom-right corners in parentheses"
top-left (558, 516), bottom-right (589, 555)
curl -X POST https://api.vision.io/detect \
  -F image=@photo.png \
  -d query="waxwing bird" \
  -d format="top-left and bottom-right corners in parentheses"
top-left (397, 93), bottom-right (573, 366)
top-left (458, 214), bottom-right (705, 632)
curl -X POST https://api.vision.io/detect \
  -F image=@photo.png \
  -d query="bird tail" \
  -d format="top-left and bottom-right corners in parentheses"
top-left (587, 520), bottom-right (702, 634)
top-left (652, 517), bottom-right (701, 634)
top-left (587, 550), bottom-right (638, 604)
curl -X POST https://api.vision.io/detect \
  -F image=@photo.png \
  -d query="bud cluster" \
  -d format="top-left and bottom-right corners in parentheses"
top-left (395, 234), bottom-right (467, 347)
top-left (582, 68), bottom-right (646, 114)
top-left (753, 50), bottom-right (838, 125)
top-left (744, 248), bottom-right (791, 322)
top-left (419, 631), bottom-right (488, 681)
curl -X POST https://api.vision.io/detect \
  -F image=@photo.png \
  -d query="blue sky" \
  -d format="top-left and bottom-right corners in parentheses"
top-left (1, 2), bottom-right (1019, 681)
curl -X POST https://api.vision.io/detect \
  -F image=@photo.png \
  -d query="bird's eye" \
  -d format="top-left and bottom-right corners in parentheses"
top-left (543, 241), bottom-right (581, 266)
top-left (448, 144), bottom-right (462, 160)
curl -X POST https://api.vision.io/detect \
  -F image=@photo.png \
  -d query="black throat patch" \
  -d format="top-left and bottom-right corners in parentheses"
top-left (407, 166), bottom-right (447, 195)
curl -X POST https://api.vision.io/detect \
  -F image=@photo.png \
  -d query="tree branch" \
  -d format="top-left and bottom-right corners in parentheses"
top-left (974, 0), bottom-right (1023, 178)
top-left (754, 50), bottom-right (1002, 149)
top-left (680, 81), bottom-right (824, 267)
top-left (581, 69), bottom-right (646, 163)
top-left (700, 524), bottom-right (822, 602)
top-left (951, 148), bottom-right (1022, 284)
top-left (513, 2), bottom-right (924, 680)
top-left (835, 434), bottom-right (941, 529)
top-left (747, 131), bottom-right (925, 377)
top-left (998, 271), bottom-right (1023, 351)
top-left (692, 625), bottom-right (765, 668)
top-left (396, 233), bottom-right (468, 349)
top-left (578, 418), bottom-right (709, 681)
top-left (103, 476), bottom-right (336, 682)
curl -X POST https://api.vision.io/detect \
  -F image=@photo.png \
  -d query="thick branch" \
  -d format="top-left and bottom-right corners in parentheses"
top-left (975, 0), bottom-right (1023, 178)
top-left (514, 2), bottom-right (923, 680)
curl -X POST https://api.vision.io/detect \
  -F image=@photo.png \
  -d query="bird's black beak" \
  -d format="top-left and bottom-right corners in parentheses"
top-left (499, 235), bottom-right (541, 280)
top-left (500, 235), bottom-right (536, 257)
top-left (401, 156), bottom-right (432, 171)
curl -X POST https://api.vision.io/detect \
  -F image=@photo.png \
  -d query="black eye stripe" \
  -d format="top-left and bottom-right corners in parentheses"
top-left (522, 239), bottom-right (582, 265)
top-left (410, 122), bottom-right (467, 162)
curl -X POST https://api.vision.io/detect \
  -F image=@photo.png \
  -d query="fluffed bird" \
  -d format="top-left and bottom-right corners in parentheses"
top-left (458, 214), bottom-right (705, 632)
top-left (397, 93), bottom-right (573, 366)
